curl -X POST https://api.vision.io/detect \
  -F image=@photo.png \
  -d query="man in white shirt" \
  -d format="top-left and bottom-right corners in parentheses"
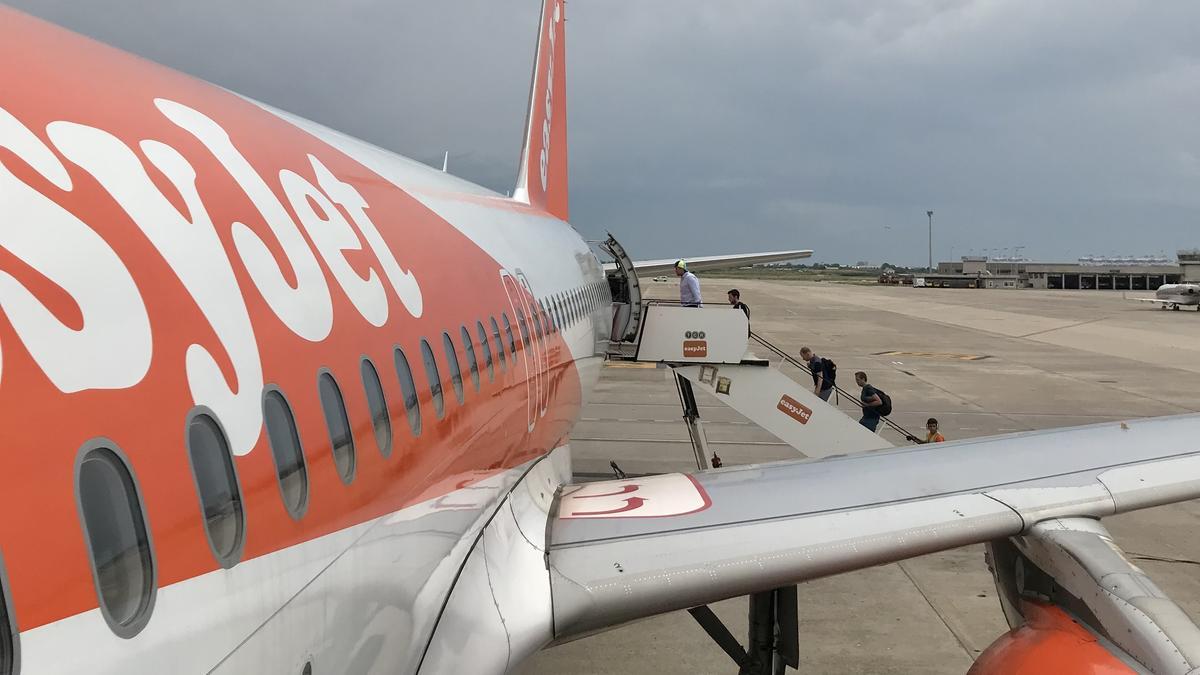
top-left (675, 260), bottom-right (702, 307)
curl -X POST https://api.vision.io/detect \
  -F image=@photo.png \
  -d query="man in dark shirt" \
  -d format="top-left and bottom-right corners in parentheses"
top-left (855, 370), bottom-right (883, 431)
top-left (799, 346), bottom-right (835, 401)
top-left (727, 289), bottom-right (750, 319)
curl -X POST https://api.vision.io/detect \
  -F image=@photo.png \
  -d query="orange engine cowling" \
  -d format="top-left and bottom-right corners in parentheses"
top-left (968, 601), bottom-right (1135, 675)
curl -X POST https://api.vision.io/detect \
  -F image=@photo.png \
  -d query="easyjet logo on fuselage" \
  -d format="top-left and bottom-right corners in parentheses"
top-left (0, 99), bottom-right (424, 456)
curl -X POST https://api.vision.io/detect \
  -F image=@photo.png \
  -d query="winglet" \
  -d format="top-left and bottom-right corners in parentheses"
top-left (512, 0), bottom-right (569, 221)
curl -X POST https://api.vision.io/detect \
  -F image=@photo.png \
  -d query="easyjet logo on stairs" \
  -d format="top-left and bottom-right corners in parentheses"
top-left (683, 340), bottom-right (708, 357)
top-left (777, 395), bottom-right (813, 424)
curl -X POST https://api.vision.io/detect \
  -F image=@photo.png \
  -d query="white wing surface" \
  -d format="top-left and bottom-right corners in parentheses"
top-left (547, 415), bottom-right (1200, 638)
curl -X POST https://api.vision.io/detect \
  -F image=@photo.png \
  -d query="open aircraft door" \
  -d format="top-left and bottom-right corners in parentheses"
top-left (600, 233), bottom-right (642, 344)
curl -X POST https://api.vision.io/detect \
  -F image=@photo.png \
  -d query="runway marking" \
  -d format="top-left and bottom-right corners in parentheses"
top-left (875, 350), bottom-right (991, 361)
top-left (1016, 315), bottom-right (1111, 339)
top-left (604, 361), bottom-right (658, 369)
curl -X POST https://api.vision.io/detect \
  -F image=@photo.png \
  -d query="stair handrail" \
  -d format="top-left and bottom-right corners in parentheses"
top-left (749, 331), bottom-right (922, 443)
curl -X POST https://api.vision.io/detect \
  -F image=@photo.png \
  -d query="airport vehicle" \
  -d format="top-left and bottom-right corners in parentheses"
top-left (1, 2), bottom-right (1199, 674)
top-left (1134, 283), bottom-right (1200, 310)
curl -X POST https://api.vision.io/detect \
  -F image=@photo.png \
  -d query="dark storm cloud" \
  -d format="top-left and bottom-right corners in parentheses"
top-left (7, 0), bottom-right (1199, 264)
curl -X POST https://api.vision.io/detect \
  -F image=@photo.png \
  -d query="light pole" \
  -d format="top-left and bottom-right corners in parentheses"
top-left (926, 210), bottom-right (934, 272)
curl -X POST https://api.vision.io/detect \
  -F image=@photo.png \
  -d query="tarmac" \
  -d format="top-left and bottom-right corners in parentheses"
top-left (523, 278), bottom-right (1200, 674)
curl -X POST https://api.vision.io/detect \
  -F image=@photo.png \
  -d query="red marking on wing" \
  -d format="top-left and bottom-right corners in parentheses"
top-left (568, 497), bottom-right (646, 517)
top-left (574, 484), bottom-right (639, 498)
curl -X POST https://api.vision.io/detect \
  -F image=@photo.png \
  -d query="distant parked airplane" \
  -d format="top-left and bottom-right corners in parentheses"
top-left (1133, 283), bottom-right (1200, 310)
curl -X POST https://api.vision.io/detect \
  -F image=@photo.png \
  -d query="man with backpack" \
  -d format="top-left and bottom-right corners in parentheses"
top-left (855, 371), bottom-right (891, 432)
top-left (799, 346), bottom-right (836, 401)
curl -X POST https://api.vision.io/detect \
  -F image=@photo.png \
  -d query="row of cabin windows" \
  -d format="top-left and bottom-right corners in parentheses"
top-left (537, 281), bottom-right (608, 335)
top-left (22, 282), bottom-right (612, 656)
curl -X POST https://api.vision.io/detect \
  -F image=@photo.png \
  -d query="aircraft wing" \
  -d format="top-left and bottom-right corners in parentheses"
top-left (1135, 298), bottom-right (1170, 303)
top-left (603, 250), bottom-right (813, 277)
top-left (547, 414), bottom-right (1200, 639)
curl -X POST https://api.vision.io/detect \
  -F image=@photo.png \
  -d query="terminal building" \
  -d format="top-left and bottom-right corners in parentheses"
top-left (930, 250), bottom-right (1200, 290)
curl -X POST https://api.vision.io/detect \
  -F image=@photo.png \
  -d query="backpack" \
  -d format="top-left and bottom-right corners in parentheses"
top-left (822, 358), bottom-right (837, 385)
top-left (876, 389), bottom-right (892, 416)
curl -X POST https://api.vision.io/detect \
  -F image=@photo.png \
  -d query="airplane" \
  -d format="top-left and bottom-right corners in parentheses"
top-left (1, 2), bottom-right (1199, 674)
top-left (1133, 283), bottom-right (1200, 310)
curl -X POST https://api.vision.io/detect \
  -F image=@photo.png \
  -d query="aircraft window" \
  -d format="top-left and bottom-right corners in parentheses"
top-left (476, 321), bottom-right (495, 382)
top-left (550, 296), bottom-right (560, 331)
top-left (541, 302), bottom-right (552, 336)
top-left (318, 371), bottom-right (356, 485)
top-left (360, 358), bottom-right (393, 458)
top-left (532, 302), bottom-right (545, 340)
top-left (442, 332), bottom-right (464, 405)
top-left (490, 317), bottom-right (507, 372)
top-left (264, 388), bottom-right (309, 519)
top-left (186, 411), bottom-right (245, 569)
top-left (420, 339), bottom-right (445, 420)
top-left (460, 326), bottom-right (480, 392)
top-left (516, 307), bottom-right (531, 348)
top-left (394, 347), bottom-right (422, 436)
top-left (502, 313), bottom-right (517, 357)
top-left (75, 442), bottom-right (156, 638)
top-left (0, 549), bottom-right (16, 675)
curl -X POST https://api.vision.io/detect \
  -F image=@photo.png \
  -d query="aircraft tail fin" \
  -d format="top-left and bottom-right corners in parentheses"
top-left (513, 0), bottom-right (568, 221)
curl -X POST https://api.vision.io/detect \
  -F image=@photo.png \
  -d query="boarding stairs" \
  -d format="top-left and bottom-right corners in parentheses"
top-left (598, 234), bottom-right (926, 674)
top-left (600, 235), bottom-right (920, 468)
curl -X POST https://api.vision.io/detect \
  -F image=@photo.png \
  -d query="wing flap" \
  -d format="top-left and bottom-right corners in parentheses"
top-left (550, 493), bottom-right (1019, 638)
top-left (547, 415), bottom-right (1200, 640)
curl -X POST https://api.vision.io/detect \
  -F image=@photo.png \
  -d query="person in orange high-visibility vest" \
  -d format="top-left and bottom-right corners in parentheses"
top-left (907, 418), bottom-right (946, 444)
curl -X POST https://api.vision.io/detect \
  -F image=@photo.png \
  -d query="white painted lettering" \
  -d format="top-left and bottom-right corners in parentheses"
top-left (309, 155), bottom-right (424, 318)
top-left (0, 108), bottom-right (152, 392)
top-left (154, 99), bottom-right (335, 342)
top-left (46, 120), bottom-right (267, 455)
top-left (280, 168), bottom-right (389, 327)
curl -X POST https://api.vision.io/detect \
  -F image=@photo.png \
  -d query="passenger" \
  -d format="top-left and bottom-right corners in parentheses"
top-left (855, 371), bottom-right (886, 432)
top-left (907, 418), bottom-right (946, 444)
top-left (799, 346), bottom-right (836, 402)
top-left (675, 260), bottom-right (702, 307)
top-left (925, 418), bottom-right (946, 443)
top-left (727, 288), bottom-right (750, 319)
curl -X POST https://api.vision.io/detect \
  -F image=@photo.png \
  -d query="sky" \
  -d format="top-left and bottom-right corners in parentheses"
top-left (7, 0), bottom-right (1199, 265)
